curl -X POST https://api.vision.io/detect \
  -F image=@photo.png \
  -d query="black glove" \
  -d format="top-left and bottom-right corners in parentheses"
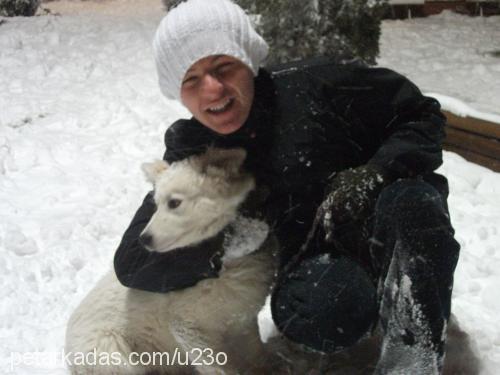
top-left (320, 164), bottom-right (390, 241)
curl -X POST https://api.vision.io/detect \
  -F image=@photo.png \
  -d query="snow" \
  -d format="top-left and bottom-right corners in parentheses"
top-left (379, 10), bottom-right (500, 117)
top-left (378, 247), bottom-right (441, 374)
top-left (221, 216), bottom-right (269, 264)
top-left (257, 295), bottom-right (279, 344)
top-left (425, 93), bottom-right (500, 124)
top-left (0, 1), bottom-right (499, 373)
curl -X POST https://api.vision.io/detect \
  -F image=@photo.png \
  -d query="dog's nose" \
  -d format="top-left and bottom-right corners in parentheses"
top-left (139, 233), bottom-right (153, 248)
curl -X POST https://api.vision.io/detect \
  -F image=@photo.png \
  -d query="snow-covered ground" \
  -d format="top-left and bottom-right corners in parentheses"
top-left (0, 1), bottom-right (499, 373)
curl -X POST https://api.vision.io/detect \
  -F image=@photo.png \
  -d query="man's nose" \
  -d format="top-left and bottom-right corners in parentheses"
top-left (200, 73), bottom-right (224, 96)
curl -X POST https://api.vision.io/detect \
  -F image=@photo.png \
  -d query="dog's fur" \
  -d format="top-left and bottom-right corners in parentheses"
top-left (139, 148), bottom-right (255, 253)
top-left (65, 148), bottom-right (285, 375)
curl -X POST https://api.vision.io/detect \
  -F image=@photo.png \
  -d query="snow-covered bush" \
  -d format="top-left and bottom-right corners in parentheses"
top-left (0, 0), bottom-right (40, 16)
top-left (236, 0), bottom-right (388, 65)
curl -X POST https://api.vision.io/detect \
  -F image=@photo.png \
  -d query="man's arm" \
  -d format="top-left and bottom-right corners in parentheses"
top-left (113, 120), bottom-right (223, 293)
top-left (113, 192), bottom-right (225, 293)
top-left (362, 67), bottom-right (446, 177)
top-left (320, 66), bottom-right (446, 230)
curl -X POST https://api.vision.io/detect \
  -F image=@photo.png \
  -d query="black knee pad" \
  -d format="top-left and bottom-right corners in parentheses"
top-left (271, 254), bottom-right (378, 353)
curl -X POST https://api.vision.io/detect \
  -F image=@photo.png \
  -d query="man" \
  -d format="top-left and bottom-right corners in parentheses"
top-left (115, 0), bottom-right (460, 373)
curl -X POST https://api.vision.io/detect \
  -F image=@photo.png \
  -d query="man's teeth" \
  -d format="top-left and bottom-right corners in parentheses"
top-left (208, 99), bottom-right (232, 113)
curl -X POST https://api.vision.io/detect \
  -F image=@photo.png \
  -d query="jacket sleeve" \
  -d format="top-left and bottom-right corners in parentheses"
top-left (362, 68), bottom-right (447, 178)
top-left (113, 120), bottom-right (224, 293)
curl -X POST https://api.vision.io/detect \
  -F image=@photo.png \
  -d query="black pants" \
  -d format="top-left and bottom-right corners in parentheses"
top-left (271, 175), bottom-right (460, 372)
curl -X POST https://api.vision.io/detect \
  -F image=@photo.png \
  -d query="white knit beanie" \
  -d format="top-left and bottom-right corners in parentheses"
top-left (153, 0), bottom-right (269, 101)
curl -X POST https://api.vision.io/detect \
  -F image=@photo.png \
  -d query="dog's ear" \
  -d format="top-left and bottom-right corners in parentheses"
top-left (141, 160), bottom-right (169, 183)
top-left (196, 148), bottom-right (247, 176)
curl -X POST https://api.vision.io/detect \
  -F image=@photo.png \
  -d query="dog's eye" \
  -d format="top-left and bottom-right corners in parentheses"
top-left (167, 198), bottom-right (182, 209)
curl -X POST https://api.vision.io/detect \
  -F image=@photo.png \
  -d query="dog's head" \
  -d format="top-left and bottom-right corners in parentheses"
top-left (139, 148), bottom-right (254, 252)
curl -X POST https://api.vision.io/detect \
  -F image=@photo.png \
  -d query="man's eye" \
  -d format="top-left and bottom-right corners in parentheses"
top-left (216, 62), bottom-right (234, 73)
top-left (182, 76), bottom-right (197, 85)
top-left (167, 199), bottom-right (182, 209)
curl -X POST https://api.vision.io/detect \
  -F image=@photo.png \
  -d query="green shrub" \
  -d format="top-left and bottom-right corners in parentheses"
top-left (236, 0), bottom-right (387, 65)
top-left (0, 0), bottom-right (40, 16)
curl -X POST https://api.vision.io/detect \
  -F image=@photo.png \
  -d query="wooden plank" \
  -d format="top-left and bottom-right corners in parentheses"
top-left (442, 110), bottom-right (500, 172)
top-left (423, 1), bottom-right (469, 15)
top-left (389, 0), bottom-right (424, 4)
top-left (445, 126), bottom-right (500, 160)
top-left (443, 143), bottom-right (500, 172)
top-left (443, 111), bottom-right (500, 139)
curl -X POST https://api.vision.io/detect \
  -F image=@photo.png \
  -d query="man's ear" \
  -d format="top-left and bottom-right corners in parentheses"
top-left (141, 160), bottom-right (169, 183)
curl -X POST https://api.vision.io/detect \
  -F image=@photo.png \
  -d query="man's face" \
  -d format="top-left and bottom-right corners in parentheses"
top-left (180, 55), bottom-right (255, 135)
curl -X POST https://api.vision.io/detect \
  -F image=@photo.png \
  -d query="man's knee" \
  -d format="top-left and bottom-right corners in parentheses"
top-left (376, 178), bottom-right (460, 291)
top-left (374, 177), bottom-right (460, 268)
top-left (378, 178), bottom-right (446, 214)
top-left (376, 178), bottom-right (454, 234)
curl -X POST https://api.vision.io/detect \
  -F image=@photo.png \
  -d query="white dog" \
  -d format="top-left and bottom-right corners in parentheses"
top-left (139, 148), bottom-right (257, 253)
top-left (65, 148), bottom-right (289, 375)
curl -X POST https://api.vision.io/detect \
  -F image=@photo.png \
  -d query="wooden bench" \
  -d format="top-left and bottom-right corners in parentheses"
top-left (386, 0), bottom-right (500, 18)
top-left (443, 110), bottom-right (500, 172)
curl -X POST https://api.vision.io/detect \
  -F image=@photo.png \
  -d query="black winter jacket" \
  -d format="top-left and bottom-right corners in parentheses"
top-left (114, 56), bottom-right (446, 292)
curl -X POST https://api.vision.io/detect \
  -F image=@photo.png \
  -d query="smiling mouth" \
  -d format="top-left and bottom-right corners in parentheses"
top-left (206, 98), bottom-right (234, 114)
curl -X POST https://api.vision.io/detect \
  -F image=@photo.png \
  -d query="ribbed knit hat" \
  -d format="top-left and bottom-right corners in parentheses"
top-left (153, 0), bottom-right (269, 101)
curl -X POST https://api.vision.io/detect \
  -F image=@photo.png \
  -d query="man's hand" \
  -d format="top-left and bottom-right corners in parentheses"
top-left (320, 164), bottom-right (389, 241)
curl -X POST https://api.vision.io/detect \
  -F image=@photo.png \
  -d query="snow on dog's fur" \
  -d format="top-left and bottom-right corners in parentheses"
top-left (65, 148), bottom-right (282, 375)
